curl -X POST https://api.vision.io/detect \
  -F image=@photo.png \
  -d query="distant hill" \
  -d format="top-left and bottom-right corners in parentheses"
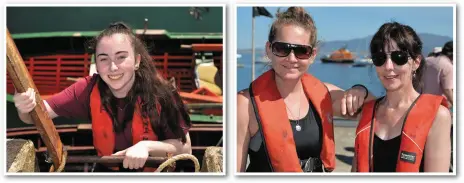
top-left (418, 33), bottom-right (453, 56)
top-left (318, 33), bottom-right (452, 58)
top-left (238, 33), bottom-right (452, 59)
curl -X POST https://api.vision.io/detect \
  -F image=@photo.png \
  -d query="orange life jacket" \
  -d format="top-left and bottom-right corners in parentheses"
top-left (250, 70), bottom-right (335, 172)
top-left (355, 94), bottom-right (448, 172)
top-left (90, 82), bottom-right (158, 172)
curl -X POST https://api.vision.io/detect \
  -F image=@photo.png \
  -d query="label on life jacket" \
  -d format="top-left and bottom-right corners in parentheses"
top-left (400, 151), bottom-right (416, 164)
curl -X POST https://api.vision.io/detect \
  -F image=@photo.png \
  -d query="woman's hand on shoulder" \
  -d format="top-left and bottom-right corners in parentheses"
top-left (325, 83), bottom-right (367, 118)
top-left (341, 85), bottom-right (368, 116)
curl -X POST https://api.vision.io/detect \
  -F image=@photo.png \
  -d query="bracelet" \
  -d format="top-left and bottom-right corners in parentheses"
top-left (351, 84), bottom-right (368, 100)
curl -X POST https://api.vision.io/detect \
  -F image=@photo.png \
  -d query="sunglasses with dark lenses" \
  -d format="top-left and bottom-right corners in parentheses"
top-left (371, 51), bottom-right (410, 67)
top-left (271, 42), bottom-right (313, 59)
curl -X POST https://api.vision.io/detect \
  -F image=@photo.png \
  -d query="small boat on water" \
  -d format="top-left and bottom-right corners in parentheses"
top-left (255, 55), bottom-right (270, 64)
top-left (359, 57), bottom-right (373, 63)
top-left (352, 57), bottom-right (373, 67)
top-left (321, 46), bottom-right (356, 64)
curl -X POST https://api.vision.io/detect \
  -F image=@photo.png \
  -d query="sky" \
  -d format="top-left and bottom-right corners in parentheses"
top-left (237, 6), bottom-right (454, 50)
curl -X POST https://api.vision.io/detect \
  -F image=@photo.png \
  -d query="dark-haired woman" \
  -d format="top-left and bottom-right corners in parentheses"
top-left (237, 7), bottom-right (374, 172)
top-left (13, 22), bottom-right (192, 172)
top-left (352, 22), bottom-right (451, 172)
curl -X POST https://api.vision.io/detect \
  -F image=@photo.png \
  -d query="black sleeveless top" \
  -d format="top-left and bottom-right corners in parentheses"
top-left (372, 96), bottom-right (425, 172)
top-left (372, 134), bottom-right (401, 172)
top-left (246, 100), bottom-right (322, 172)
top-left (373, 134), bottom-right (425, 172)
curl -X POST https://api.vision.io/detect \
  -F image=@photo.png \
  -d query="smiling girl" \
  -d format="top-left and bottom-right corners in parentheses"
top-left (13, 22), bottom-right (192, 172)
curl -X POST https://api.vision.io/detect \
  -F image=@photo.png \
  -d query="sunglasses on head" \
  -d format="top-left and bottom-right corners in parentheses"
top-left (271, 42), bottom-right (314, 59)
top-left (371, 51), bottom-right (410, 67)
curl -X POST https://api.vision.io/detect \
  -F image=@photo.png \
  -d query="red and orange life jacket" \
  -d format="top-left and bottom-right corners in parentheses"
top-left (90, 82), bottom-right (158, 172)
top-left (250, 70), bottom-right (336, 172)
top-left (355, 94), bottom-right (448, 172)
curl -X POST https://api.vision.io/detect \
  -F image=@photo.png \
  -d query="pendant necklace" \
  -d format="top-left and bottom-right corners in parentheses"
top-left (285, 90), bottom-right (302, 132)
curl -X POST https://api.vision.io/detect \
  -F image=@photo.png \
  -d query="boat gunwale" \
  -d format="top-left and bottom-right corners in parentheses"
top-left (11, 30), bottom-right (223, 40)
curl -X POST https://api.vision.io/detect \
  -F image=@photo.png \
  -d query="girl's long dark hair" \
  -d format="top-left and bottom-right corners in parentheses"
top-left (90, 22), bottom-right (191, 143)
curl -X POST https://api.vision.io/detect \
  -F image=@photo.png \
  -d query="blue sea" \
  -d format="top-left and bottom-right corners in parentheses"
top-left (237, 53), bottom-right (386, 97)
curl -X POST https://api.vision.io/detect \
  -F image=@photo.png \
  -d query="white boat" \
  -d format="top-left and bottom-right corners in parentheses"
top-left (352, 57), bottom-right (373, 67)
top-left (359, 57), bottom-right (373, 63)
top-left (256, 55), bottom-right (270, 64)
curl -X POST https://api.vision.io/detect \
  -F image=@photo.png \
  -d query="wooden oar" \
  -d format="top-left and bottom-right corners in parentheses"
top-left (6, 29), bottom-right (64, 170)
top-left (66, 156), bottom-right (168, 167)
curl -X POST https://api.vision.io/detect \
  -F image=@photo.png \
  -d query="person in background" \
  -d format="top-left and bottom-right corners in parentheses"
top-left (426, 47), bottom-right (441, 58)
top-left (422, 41), bottom-right (453, 107)
top-left (423, 41), bottom-right (454, 172)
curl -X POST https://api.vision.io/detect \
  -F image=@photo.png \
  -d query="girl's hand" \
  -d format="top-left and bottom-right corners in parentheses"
top-left (112, 141), bottom-right (150, 170)
top-left (13, 88), bottom-right (36, 114)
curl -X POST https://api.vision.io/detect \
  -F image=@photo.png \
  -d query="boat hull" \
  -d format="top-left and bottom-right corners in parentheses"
top-left (320, 57), bottom-right (354, 63)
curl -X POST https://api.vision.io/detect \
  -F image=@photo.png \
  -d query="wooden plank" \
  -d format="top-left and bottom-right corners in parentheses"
top-left (7, 124), bottom-right (79, 132)
top-left (6, 123), bottom-right (223, 136)
top-left (77, 124), bottom-right (92, 130)
top-left (32, 66), bottom-right (86, 71)
top-left (33, 55), bottom-right (90, 59)
top-left (36, 146), bottom-right (211, 152)
top-left (6, 29), bottom-right (64, 170)
top-left (7, 128), bottom-right (78, 137)
top-left (65, 156), bottom-right (167, 167)
top-left (25, 61), bottom-right (88, 65)
top-left (154, 62), bottom-right (192, 67)
top-left (191, 44), bottom-right (223, 52)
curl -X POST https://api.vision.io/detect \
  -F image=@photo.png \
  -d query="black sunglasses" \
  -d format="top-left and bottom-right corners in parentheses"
top-left (371, 51), bottom-right (410, 67)
top-left (271, 42), bottom-right (314, 59)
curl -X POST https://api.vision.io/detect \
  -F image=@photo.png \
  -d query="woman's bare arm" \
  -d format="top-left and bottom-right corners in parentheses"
top-left (237, 90), bottom-right (251, 172)
top-left (424, 105), bottom-right (451, 172)
top-left (146, 133), bottom-right (192, 157)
